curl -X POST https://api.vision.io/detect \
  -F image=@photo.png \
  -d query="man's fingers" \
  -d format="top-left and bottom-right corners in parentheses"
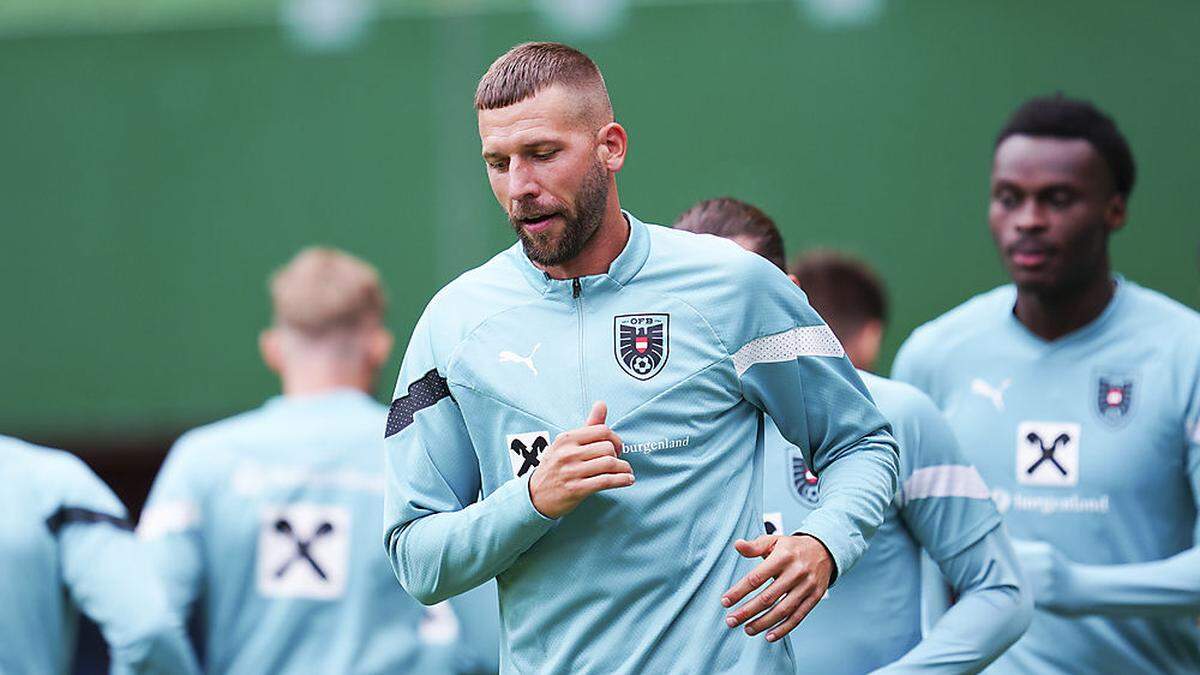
top-left (558, 425), bottom-right (623, 452)
top-left (571, 440), bottom-right (619, 461)
top-left (743, 582), bottom-right (810, 636)
top-left (584, 400), bottom-right (607, 426)
top-left (721, 557), bottom-right (783, 609)
top-left (575, 472), bottom-right (635, 494)
top-left (725, 570), bottom-right (799, 627)
top-left (576, 455), bottom-right (633, 477)
top-left (764, 592), bottom-right (822, 642)
top-left (734, 535), bottom-right (777, 560)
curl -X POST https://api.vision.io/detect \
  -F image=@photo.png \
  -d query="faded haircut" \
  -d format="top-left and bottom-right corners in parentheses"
top-left (269, 247), bottom-right (385, 337)
top-left (996, 94), bottom-right (1136, 198)
top-left (673, 197), bottom-right (787, 272)
top-left (475, 41), bottom-right (612, 124)
top-left (790, 250), bottom-right (888, 343)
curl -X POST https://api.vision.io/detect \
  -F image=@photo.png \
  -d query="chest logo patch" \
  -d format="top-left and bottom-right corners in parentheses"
top-left (1016, 421), bottom-right (1081, 487)
top-left (507, 431), bottom-right (550, 478)
top-left (1095, 371), bottom-right (1135, 427)
top-left (614, 313), bottom-right (669, 380)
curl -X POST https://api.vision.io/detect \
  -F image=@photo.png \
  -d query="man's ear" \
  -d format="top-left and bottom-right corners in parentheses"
top-left (596, 122), bottom-right (628, 173)
top-left (366, 326), bottom-right (394, 371)
top-left (1105, 193), bottom-right (1127, 234)
top-left (788, 273), bottom-right (801, 287)
top-left (259, 328), bottom-right (283, 375)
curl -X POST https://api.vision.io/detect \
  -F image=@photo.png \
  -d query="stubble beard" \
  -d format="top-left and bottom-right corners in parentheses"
top-left (511, 161), bottom-right (610, 267)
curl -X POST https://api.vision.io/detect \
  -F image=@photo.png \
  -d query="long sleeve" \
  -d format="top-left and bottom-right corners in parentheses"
top-left (880, 529), bottom-right (1031, 674)
top-left (56, 458), bottom-right (200, 675)
top-left (733, 259), bottom-right (899, 579)
top-left (384, 310), bottom-right (556, 605)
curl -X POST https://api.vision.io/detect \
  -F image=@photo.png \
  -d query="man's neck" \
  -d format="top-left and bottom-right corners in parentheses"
top-left (1014, 267), bottom-right (1115, 342)
top-left (539, 198), bottom-right (630, 280)
top-left (280, 368), bottom-right (372, 398)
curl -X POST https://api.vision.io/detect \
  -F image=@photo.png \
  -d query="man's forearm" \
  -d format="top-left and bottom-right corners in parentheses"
top-left (1049, 547), bottom-right (1200, 617)
top-left (388, 475), bottom-right (556, 605)
top-left (880, 530), bottom-right (1031, 674)
top-left (795, 431), bottom-right (899, 580)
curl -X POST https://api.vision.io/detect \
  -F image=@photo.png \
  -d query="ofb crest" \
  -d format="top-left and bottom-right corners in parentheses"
top-left (789, 447), bottom-right (820, 507)
top-left (1096, 372), bottom-right (1134, 426)
top-left (614, 313), bottom-right (669, 380)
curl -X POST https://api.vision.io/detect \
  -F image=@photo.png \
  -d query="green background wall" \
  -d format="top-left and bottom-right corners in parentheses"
top-left (3, 0), bottom-right (1198, 444)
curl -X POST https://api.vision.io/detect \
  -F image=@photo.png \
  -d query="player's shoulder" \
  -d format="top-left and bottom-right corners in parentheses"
top-left (860, 370), bottom-right (941, 423)
top-left (644, 222), bottom-right (781, 285)
top-left (420, 245), bottom-right (543, 339)
top-left (898, 284), bottom-right (1016, 360)
top-left (1120, 279), bottom-right (1200, 338)
top-left (1, 435), bottom-right (91, 483)
top-left (641, 222), bottom-right (807, 347)
top-left (167, 404), bottom-right (276, 467)
top-left (1, 435), bottom-right (123, 513)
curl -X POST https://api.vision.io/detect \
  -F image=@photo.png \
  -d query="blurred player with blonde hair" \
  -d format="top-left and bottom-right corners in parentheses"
top-left (139, 247), bottom-right (496, 674)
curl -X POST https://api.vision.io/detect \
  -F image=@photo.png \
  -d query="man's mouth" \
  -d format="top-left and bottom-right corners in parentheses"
top-left (517, 213), bottom-right (559, 234)
top-left (1010, 242), bottom-right (1053, 268)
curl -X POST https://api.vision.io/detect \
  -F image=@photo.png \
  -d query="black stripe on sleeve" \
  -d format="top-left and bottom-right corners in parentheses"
top-left (386, 368), bottom-right (452, 438)
top-left (45, 507), bottom-right (133, 536)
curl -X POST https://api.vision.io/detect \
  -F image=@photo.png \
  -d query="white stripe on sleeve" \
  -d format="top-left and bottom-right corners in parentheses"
top-left (731, 325), bottom-right (845, 376)
top-left (136, 501), bottom-right (201, 539)
top-left (903, 465), bottom-right (991, 502)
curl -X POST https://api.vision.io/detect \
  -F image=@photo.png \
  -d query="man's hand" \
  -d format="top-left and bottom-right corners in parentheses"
top-left (529, 401), bottom-right (633, 519)
top-left (1013, 538), bottom-right (1072, 612)
top-left (721, 534), bottom-right (834, 642)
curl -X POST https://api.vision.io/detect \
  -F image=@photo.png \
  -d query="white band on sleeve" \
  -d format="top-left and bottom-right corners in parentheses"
top-left (136, 501), bottom-right (201, 539)
top-left (903, 465), bottom-right (991, 503)
top-left (731, 325), bottom-right (845, 376)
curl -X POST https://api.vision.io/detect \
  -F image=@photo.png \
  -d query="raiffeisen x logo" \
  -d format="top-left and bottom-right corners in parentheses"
top-left (1016, 422), bottom-right (1080, 487)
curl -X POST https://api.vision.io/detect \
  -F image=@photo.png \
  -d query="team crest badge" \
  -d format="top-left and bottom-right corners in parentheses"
top-left (1094, 371), bottom-right (1135, 427)
top-left (789, 447), bottom-right (820, 507)
top-left (614, 314), bottom-right (669, 380)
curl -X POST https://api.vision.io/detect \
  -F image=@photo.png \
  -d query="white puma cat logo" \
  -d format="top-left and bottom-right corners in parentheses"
top-left (971, 377), bottom-right (1011, 411)
top-left (499, 343), bottom-right (540, 376)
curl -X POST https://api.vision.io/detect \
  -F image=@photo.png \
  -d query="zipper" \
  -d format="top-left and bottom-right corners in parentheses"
top-left (572, 278), bottom-right (589, 415)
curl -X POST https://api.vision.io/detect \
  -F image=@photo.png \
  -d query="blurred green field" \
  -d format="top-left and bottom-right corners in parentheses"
top-left (2, 0), bottom-right (1198, 444)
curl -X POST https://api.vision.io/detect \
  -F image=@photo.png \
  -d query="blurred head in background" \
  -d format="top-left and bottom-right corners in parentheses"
top-left (672, 197), bottom-right (788, 273)
top-left (990, 94), bottom-right (1135, 297)
top-left (475, 42), bottom-right (628, 274)
top-left (259, 247), bottom-right (393, 396)
top-left (674, 197), bottom-right (887, 371)
top-left (791, 251), bottom-right (888, 372)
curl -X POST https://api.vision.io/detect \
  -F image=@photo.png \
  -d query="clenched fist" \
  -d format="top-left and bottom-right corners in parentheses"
top-left (529, 401), bottom-right (634, 519)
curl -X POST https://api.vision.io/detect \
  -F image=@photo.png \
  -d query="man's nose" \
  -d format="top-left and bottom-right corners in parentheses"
top-left (1013, 199), bottom-right (1047, 232)
top-left (507, 158), bottom-right (541, 202)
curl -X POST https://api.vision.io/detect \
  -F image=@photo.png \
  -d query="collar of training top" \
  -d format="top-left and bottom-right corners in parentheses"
top-left (512, 209), bottom-right (652, 299)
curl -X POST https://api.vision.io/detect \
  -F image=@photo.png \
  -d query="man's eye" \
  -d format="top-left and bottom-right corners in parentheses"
top-left (995, 190), bottom-right (1019, 209)
top-left (1046, 190), bottom-right (1075, 208)
top-left (487, 160), bottom-right (508, 171)
top-left (534, 150), bottom-right (557, 160)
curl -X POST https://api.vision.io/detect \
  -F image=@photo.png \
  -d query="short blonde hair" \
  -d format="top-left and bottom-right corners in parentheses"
top-left (475, 42), bottom-right (612, 124)
top-left (269, 247), bottom-right (385, 336)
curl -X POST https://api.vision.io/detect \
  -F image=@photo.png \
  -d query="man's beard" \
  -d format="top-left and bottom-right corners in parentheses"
top-left (510, 162), bottom-right (609, 267)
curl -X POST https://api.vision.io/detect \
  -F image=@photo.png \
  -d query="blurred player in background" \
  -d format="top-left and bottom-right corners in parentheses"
top-left (0, 435), bottom-right (199, 674)
top-left (893, 95), bottom-right (1200, 672)
top-left (384, 42), bottom-right (899, 673)
top-left (138, 248), bottom-right (497, 674)
top-left (676, 198), bottom-right (1030, 673)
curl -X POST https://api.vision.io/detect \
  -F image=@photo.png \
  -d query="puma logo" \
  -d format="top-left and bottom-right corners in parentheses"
top-left (499, 343), bottom-right (540, 376)
top-left (971, 377), bottom-right (1011, 411)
